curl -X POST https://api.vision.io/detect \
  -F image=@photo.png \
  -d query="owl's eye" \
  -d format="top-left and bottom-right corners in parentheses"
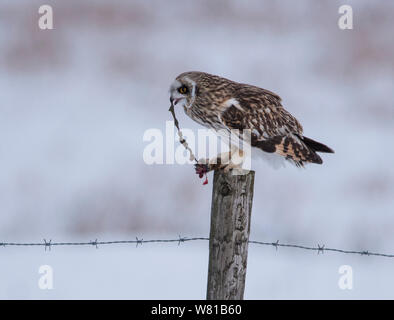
top-left (178, 85), bottom-right (188, 94)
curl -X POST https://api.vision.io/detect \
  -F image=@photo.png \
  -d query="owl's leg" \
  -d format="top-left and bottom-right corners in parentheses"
top-left (222, 148), bottom-right (244, 173)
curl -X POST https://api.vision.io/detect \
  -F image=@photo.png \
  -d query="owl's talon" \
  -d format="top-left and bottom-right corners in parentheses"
top-left (194, 163), bottom-right (210, 185)
top-left (195, 163), bottom-right (209, 176)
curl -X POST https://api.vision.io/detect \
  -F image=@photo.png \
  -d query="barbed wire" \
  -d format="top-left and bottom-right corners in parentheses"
top-left (1, 236), bottom-right (394, 258)
top-left (248, 240), bottom-right (394, 258)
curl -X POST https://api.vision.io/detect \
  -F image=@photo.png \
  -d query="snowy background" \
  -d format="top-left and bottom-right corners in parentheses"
top-left (0, 0), bottom-right (393, 299)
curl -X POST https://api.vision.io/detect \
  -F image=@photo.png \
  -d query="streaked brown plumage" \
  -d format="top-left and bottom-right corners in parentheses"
top-left (169, 71), bottom-right (334, 168)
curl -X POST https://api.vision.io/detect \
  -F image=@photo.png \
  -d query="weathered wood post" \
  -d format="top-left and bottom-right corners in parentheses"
top-left (206, 169), bottom-right (255, 300)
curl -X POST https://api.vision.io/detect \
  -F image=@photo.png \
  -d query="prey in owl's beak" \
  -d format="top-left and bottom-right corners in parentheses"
top-left (168, 87), bottom-right (209, 186)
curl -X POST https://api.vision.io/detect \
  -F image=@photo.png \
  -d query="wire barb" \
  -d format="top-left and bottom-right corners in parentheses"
top-left (178, 235), bottom-right (186, 246)
top-left (90, 239), bottom-right (99, 249)
top-left (135, 237), bottom-right (143, 248)
top-left (43, 239), bottom-right (52, 251)
top-left (317, 244), bottom-right (325, 255)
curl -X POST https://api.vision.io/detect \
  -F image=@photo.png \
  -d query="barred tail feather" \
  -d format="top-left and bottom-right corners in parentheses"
top-left (252, 134), bottom-right (333, 167)
top-left (300, 135), bottom-right (334, 153)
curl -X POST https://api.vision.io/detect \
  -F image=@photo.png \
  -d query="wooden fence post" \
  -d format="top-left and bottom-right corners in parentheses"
top-left (206, 169), bottom-right (255, 300)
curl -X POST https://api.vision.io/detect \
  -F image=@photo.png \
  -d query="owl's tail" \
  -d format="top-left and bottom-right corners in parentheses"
top-left (301, 136), bottom-right (334, 154)
top-left (253, 134), bottom-right (334, 167)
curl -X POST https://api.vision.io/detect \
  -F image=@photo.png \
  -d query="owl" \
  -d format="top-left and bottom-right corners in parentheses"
top-left (169, 71), bottom-right (333, 174)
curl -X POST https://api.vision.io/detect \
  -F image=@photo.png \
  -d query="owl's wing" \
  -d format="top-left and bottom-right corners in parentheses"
top-left (219, 86), bottom-right (323, 166)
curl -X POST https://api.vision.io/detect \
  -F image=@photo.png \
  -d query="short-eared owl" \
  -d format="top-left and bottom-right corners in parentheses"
top-left (169, 71), bottom-right (333, 172)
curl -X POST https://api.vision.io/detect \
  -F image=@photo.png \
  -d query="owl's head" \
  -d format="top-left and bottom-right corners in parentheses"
top-left (169, 72), bottom-right (202, 109)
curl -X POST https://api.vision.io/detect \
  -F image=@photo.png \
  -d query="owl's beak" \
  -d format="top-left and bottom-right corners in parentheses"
top-left (170, 97), bottom-right (182, 106)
